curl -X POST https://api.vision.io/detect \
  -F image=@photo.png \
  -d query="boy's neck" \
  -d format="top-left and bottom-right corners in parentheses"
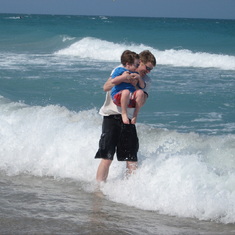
top-left (125, 64), bottom-right (134, 72)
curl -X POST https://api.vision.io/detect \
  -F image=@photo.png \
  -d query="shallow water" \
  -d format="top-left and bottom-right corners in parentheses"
top-left (1, 173), bottom-right (235, 235)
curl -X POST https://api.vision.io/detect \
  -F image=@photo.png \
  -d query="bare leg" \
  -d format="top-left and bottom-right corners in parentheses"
top-left (126, 161), bottom-right (138, 178)
top-left (120, 89), bottom-right (131, 124)
top-left (131, 90), bottom-right (144, 124)
top-left (96, 159), bottom-right (112, 182)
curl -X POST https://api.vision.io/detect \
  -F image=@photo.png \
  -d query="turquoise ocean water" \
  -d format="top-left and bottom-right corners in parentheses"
top-left (0, 14), bottom-right (235, 234)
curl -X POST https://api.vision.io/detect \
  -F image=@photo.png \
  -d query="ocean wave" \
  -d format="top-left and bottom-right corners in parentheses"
top-left (4, 16), bottom-right (22, 20)
top-left (55, 37), bottom-right (143, 61)
top-left (55, 37), bottom-right (235, 70)
top-left (0, 96), bottom-right (235, 223)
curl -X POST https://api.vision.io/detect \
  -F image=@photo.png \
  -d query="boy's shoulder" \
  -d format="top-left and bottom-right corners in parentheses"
top-left (112, 67), bottom-right (128, 78)
top-left (110, 64), bottom-right (124, 76)
top-left (113, 66), bottom-right (127, 73)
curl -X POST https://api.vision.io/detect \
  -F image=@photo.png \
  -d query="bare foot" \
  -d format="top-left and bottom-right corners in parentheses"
top-left (122, 114), bottom-right (130, 124)
top-left (131, 117), bottom-right (137, 124)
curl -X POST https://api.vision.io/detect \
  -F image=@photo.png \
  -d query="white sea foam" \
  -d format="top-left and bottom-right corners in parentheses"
top-left (5, 16), bottom-right (22, 20)
top-left (0, 96), bottom-right (235, 224)
top-left (193, 112), bottom-right (223, 122)
top-left (62, 36), bottom-right (76, 42)
top-left (55, 37), bottom-right (235, 70)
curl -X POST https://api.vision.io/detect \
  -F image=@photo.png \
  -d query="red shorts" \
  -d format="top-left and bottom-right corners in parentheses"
top-left (113, 90), bottom-right (137, 108)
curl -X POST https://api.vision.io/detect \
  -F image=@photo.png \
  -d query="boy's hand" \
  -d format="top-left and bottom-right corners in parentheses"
top-left (127, 74), bottom-right (138, 86)
top-left (130, 74), bottom-right (140, 86)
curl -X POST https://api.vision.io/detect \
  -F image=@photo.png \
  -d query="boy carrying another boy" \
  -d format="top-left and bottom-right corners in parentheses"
top-left (111, 50), bottom-right (145, 124)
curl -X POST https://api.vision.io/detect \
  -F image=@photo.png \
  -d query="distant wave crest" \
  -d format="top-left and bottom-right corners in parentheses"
top-left (55, 37), bottom-right (235, 70)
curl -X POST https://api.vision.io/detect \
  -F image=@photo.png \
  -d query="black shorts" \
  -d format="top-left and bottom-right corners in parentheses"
top-left (95, 115), bottom-right (139, 161)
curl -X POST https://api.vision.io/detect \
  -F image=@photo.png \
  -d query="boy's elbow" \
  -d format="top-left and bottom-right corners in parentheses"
top-left (103, 85), bottom-right (110, 91)
top-left (103, 78), bottom-right (113, 91)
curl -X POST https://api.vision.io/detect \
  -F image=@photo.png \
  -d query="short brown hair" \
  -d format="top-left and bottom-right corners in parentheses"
top-left (121, 50), bottom-right (139, 66)
top-left (139, 50), bottom-right (156, 66)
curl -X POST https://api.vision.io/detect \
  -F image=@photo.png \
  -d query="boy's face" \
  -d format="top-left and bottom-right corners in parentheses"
top-left (127, 59), bottom-right (140, 72)
top-left (137, 61), bottom-right (154, 77)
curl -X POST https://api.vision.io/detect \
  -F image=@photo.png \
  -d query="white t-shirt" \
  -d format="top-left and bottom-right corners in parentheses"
top-left (99, 66), bottom-right (152, 119)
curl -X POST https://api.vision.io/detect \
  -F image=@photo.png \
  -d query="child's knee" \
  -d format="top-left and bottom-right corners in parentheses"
top-left (123, 89), bottom-right (131, 94)
top-left (122, 89), bottom-right (131, 97)
top-left (136, 89), bottom-right (144, 97)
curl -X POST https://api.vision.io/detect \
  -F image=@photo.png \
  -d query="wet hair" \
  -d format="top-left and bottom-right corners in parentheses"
top-left (121, 50), bottom-right (139, 66)
top-left (139, 50), bottom-right (156, 66)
